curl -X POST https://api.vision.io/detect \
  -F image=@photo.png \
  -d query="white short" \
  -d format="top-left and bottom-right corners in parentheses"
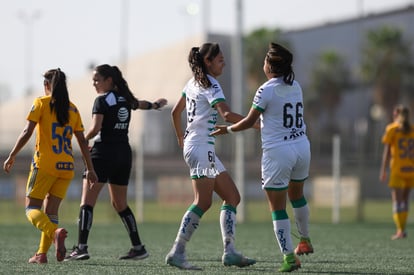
top-left (261, 138), bottom-right (310, 190)
top-left (183, 144), bottom-right (226, 179)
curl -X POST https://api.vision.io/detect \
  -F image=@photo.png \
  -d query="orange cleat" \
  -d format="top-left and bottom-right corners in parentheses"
top-left (294, 237), bottom-right (314, 255)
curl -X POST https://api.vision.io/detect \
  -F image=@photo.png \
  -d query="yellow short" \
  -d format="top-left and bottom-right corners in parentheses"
top-left (389, 173), bottom-right (414, 189)
top-left (26, 168), bottom-right (72, 200)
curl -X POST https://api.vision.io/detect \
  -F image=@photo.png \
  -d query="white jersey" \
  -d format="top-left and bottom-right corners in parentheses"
top-left (252, 77), bottom-right (307, 149)
top-left (183, 75), bottom-right (225, 145)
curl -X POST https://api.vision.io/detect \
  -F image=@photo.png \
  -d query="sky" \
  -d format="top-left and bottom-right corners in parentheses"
top-left (0, 0), bottom-right (412, 100)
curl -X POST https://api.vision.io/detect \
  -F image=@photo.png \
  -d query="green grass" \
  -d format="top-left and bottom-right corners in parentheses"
top-left (0, 200), bottom-right (413, 274)
top-left (0, 199), bottom-right (398, 224)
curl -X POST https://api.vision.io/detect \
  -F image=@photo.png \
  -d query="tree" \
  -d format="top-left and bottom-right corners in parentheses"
top-left (310, 50), bottom-right (350, 115)
top-left (360, 25), bottom-right (413, 121)
top-left (307, 50), bottom-right (351, 153)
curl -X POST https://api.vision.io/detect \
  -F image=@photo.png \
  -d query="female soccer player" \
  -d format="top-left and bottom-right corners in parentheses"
top-left (3, 68), bottom-right (97, 264)
top-left (166, 43), bottom-right (256, 270)
top-left (64, 64), bottom-right (167, 261)
top-left (212, 43), bottom-right (313, 272)
top-left (380, 104), bottom-right (414, 240)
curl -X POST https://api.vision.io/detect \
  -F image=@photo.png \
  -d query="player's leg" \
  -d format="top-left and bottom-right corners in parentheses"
top-left (400, 187), bottom-right (411, 236)
top-left (288, 140), bottom-right (313, 255)
top-left (391, 187), bottom-right (407, 239)
top-left (215, 171), bottom-right (239, 254)
top-left (166, 177), bottom-right (213, 270)
top-left (262, 146), bottom-right (300, 272)
top-left (265, 189), bottom-right (300, 272)
top-left (108, 183), bottom-right (148, 260)
top-left (64, 178), bottom-right (104, 261)
top-left (213, 170), bottom-right (255, 267)
top-left (288, 181), bottom-right (313, 255)
top-left (25, 169), bottom-right (68, 263)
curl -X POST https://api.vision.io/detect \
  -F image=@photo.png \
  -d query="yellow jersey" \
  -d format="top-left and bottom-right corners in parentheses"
top-left (382, 122), bottom-right (414, 178)
top-left (27, 95), bottom-right (84, 179)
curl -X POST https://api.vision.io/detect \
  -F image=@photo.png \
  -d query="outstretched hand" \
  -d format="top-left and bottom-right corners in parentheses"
top-left (155, 98), bottom-right (168, 110)
top-left (210, 125), bottom-right (229, 136)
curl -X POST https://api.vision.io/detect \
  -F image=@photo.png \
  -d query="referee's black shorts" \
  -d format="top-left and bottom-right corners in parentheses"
top-left (87, 142), bottom-right (132, 185)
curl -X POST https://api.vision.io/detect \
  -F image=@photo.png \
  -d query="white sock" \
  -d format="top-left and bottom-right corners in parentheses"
top-left (220, 207), bottom-right (237, 254)
top-left (173, 210), bottom-right (200, 253)
top-left (273, 219), bottom-right (293, 254)
top-left (293, 204), bottom-right (310, 238)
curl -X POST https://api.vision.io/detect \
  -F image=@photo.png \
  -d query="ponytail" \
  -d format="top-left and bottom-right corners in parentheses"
top-left (266, 42), bottom-right (295, 85)
top-left (44, 68), bottom-right (70, 126)
top-left (95, 64), bottom-right (139, 110)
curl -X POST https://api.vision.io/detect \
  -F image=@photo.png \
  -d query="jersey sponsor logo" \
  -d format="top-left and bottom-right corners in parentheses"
top-left (114, 123), bottom-right (128, 129)
top-left (400, 166), bottom-right (414, 173)
top-left (55, 162), bottom-right (74, 170)
top-left (284, 128), bottom-right (305, 141)
top-left (114, 107), bottom-right (129, 129)
top-left (118, 107), bottom-right (129, 122)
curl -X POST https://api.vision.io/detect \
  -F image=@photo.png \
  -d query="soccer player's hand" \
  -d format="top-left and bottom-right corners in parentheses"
top-left (86, 170), bottom-right (98, 187)
top-left (154, 98), bottom-right (168, 110)
top-left (3, 156), bottom-right (15, 173)
top-left (210, 125), bottom-right (228, 136)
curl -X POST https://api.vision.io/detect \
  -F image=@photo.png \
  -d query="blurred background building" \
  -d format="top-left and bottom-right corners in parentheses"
top-left (1, 4), bottom-right (413, 220)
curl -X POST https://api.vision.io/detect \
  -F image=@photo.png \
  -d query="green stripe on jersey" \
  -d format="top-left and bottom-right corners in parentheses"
top-left (210, 98), bottom-right (225, 107)
top-left (252, 104), bottom-right (264, 112)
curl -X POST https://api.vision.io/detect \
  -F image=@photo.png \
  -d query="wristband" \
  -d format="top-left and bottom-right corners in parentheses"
top-left (146, 102), bottom-right (153, 110)
top-left (226, 126), bottom-right (234, 134)
top-left (153, 102), bottom-right (160, 109)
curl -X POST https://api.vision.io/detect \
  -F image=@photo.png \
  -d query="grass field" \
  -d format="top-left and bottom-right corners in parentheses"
top-left (0, 200), bottom-right (413, 274)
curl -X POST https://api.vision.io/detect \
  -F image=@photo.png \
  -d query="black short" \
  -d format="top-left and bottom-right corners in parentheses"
top-left (85, 142), bottom-right (132, 185)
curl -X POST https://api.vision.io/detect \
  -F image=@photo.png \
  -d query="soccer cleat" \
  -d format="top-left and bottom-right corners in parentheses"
top-left (54, 228), bottom-right (67, 262)
top-left (222, 251), bottom-right (256, 267)
top-left (28, 253), bottom-right (47, 264)
top-left (64, 246), bottom-right (90, 261)
top-left (294, 237), bottom-right (314, 255)
top-left (278, 253), bottom-right (301, 272)
top-left (119, 246), bottom-right (149, 260)
top-left (165, 251), bottom-right (202, 270)
top-left (391, 232), bottom-right (407, 240)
